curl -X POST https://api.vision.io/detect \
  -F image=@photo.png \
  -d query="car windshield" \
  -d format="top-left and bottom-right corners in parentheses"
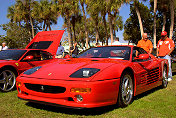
top-left (0, 50), bottom-right (27, 60)
top-left (78, 46), bottom-right (131, 60)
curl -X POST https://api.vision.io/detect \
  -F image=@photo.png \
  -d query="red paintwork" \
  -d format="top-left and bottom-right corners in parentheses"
top-left (16, 45), bottom-right (168, 108)
top-left (0, 30), bottom-right (64, 76)
top-left (26, 30), bottom-right (64, 55)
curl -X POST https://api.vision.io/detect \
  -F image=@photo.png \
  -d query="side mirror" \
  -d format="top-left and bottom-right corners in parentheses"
top-left (23, 55), bottom-right (34, 61)
top-left (135, 54), bottom-right (149, 60)
top-left (64, 54), bottom-right (71, 58)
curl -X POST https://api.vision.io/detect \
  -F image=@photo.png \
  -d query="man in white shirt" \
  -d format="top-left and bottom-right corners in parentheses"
top-left (56, 43), bottom-right (64, 58)
top-left (112, 37), bottom-right (121, 45)
top-left (0, 42), bottom-right (8, 51)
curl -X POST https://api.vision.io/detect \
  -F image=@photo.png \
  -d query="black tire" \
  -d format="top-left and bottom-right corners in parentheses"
top-left (0, 69), bottom-right (16, 92)
top-left (118, 72), bottom-right (134, 108)
top-left (162, 67), bottom-right (168, 88)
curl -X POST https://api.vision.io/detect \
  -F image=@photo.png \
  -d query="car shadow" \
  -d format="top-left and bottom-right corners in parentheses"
top-left (26, 102), bottom-right (118, 115)
top-left (134, 86), bottom-right (161, 100)
top-left (25, 86), bottom-right (165, 115)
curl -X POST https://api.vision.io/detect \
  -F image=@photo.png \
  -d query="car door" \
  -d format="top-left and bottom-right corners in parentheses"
top-left (131, 47), bottom-right (160, 94)
top-left (17, 50), bottom-right (54, 73)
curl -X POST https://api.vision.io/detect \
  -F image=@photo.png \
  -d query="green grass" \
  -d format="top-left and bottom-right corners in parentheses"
top-left (0, 75), bottom-right (176, 118)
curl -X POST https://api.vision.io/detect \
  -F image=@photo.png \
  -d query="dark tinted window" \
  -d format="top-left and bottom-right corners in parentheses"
top-left (78, 46), bottom-right (131, 60)
top-left (0, 50), bottom-right (27, 60)
top-left (132, 47), bottom-right (149, 61)
top-left (22, 50), bottom-right (53, 62)
top-left (28, 41), bottom-right (53, 49)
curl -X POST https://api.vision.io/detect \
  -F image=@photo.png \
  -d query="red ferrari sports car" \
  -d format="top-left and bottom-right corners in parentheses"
top-left (16, 45), bottom-right (168, 108)
top-left (0, 30), bottom-right (64, 92)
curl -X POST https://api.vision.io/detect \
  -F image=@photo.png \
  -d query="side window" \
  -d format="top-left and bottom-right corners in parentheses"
top-left (21, 50), bottom-right (42, 62)
top-left (132, 47), bottom-right (149, 62)
top-left (40, 51), bottom-right (53, 60)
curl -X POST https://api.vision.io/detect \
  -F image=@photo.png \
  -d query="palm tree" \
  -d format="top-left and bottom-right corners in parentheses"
top-left (32, 0), bottom-right (58, 31)
top-left (134, 0), bottom-right (144, 37)
top-left (153, 0), bottom-right (157, 48)
top-left (99, 0), bottom-right (108, 45)
top-left (169, 0), bottom-right (174, 39)
top-left (80, 0), bottom-right (89, 49)
top-left (86, 0), bottom-right (101, 44)
top-left (106, 0), bottom-right (125, 44)
top-left (58, 0), bottom-right (73, 48)
top-left (7, 0), bottom-right (36, 39)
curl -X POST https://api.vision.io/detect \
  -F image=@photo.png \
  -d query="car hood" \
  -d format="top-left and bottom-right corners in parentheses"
top-left (25, 30), bottom-right (64, 55)
top-left (21, 58), bottom-right (125, 81)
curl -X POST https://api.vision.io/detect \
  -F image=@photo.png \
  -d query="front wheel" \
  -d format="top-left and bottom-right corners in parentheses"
top-left (0, 69), bottom-right (16, 92)
top-left (162, 67), bottom-right (168, 88)
top-left (118, 72), bottom-right (134, 107)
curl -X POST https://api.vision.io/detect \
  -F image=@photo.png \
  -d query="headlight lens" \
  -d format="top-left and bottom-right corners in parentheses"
top-left (69, 68), bottom-right (100, 78)
top-left (23, 66), bottom-right (42, 75)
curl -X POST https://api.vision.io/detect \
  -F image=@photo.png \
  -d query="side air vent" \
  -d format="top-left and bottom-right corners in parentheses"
top-left (147, 67), bottom-right (160, 85)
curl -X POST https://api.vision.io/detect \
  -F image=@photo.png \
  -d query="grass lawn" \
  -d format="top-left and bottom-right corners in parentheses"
top-left (0, 75), bottom-right (176, 118)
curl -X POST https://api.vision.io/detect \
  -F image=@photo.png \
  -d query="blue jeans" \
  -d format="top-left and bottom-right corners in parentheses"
top-left (160, 55), bottom-right (172, 78)
top-left (72, 54), bottom-right (77, 58)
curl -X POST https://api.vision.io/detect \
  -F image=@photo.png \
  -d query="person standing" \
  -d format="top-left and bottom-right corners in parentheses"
top-left (157, 31), bottom-right (175, 81)
top-left (112, 37), bottom-right (121, 45)
top-left (137, 33), bottom-right (153, 53)
top-left (56, 43), bottom-right (64, 58)
top-left (70, 42), bottom-right (79, 57)
top-left (0, 42), bottom-right (8, 51)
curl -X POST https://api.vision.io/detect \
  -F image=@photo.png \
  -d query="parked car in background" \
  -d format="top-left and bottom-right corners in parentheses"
top-left (0, 30), bottom-right (64, 92)
top-left (17, 45), bottom-right (168, 108)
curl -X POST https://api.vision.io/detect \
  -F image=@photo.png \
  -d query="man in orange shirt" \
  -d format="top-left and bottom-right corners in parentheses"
top-left (157, 31), bottom-right (175, 81)
top-left (137, 33), bottom-right (153, 53)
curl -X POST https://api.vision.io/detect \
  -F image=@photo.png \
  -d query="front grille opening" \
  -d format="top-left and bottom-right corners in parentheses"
top-left (68, 97), bottom-right (74, 101)
top-left (24, 83), bottom-right (66, 94)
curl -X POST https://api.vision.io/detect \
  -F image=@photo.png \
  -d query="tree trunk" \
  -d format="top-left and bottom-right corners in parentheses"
top-left (81, 2), bottom-right (89, 49)
top-left (65, 15), bottom-right (72, 49)
top-left (95, 16), bottom-right (99, 43)
top-left (103, 14), bottom-right (108, 45)
top-left (108, 12), bottom-right (114, 45)
top-left (162, 12), bottom-right (166, 31)
top-left (169, 0), bottom-right (174, 39)
top-left (29, 16), bottom-right (34, 38)
top-left (43, 21), bottom-right (46, 31)
top-left (71, 16), bottom-right (76, 42)
top-left (95, 25), bottom-right (99, 43)
top-left (153, 0), bottom-right (157, 48)
top-left (135, 1), bottom-right (144, 37)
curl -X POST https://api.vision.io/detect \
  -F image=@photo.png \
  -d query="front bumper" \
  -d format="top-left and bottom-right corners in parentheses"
top-left (17, 76), bottom-right (120, 108)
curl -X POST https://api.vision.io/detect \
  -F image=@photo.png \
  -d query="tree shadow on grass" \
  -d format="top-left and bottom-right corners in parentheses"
top-left (26, 102), bottom-right (118, 115)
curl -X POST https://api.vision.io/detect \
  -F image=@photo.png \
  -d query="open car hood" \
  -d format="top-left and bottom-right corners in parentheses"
top-left (25, 30), bottom-right (64, 55)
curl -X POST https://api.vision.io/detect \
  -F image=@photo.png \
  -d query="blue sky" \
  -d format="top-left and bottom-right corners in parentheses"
top-left (0, 0), bottom-right (150, 43)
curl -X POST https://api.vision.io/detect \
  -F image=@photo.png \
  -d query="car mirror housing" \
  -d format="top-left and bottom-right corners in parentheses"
top-left (23, 55), bottom-right (34, 61)
top-left (64, 54), bottom-right (71, 58)
top-left (135, 54), bottom-right (149, 60)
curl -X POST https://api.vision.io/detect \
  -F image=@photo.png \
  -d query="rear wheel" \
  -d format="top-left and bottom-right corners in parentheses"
top-left (118, 72), bottom-right (134, 107)
top-left (0, 69), bottom-right (16, 92)
top-left (162, 67), bottom-right (168, 88)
